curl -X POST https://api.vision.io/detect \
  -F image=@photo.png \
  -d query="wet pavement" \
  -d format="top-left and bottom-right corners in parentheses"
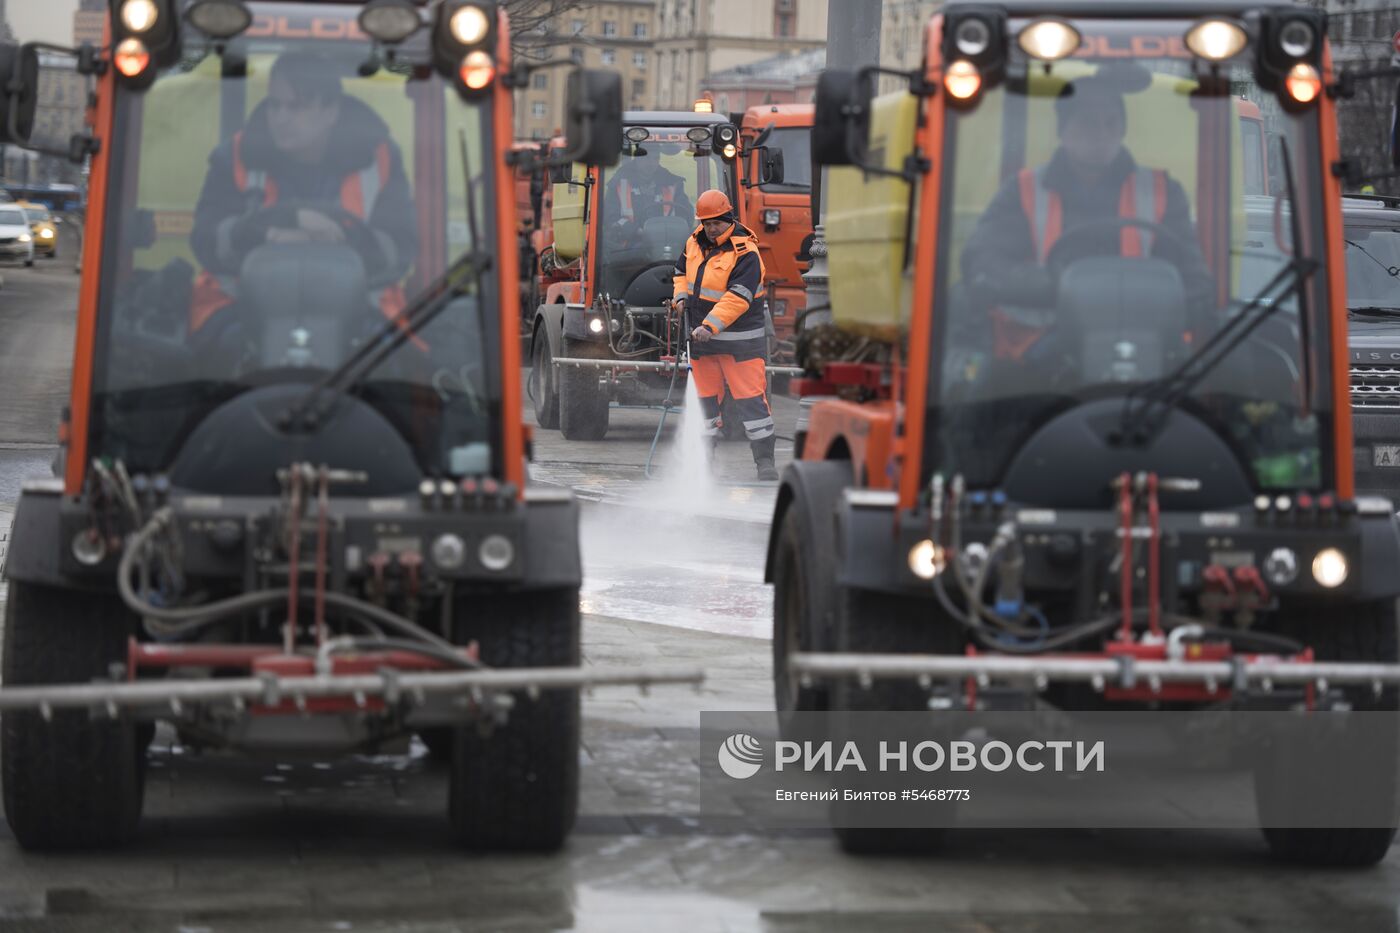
top-left (1, 267), bottom-right (1398, 929)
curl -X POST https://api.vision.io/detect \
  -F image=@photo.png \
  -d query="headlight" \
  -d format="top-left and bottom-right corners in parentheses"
top-left (1312, 548), bottom-right (1348, 588)
top-left (114, 38), bottom-right (152, 78)
top-left (431, 533), bottom-right (467, 570)
top-left (953, 17), bottom-right (992, 57)
top-left (1018, 19), bottom-right (1080, 61)
top-left (479, 534), bottom-right (515, 572)
top-left (120, 0), bottom-right (160, 33)
top-left (908, 539), bottom-right (947, 580)
top-left (943, 60), bottom-right (982, 101)
top-left (763, 209), bottom-right (781, 227)
top-left (1185, 19), bottom-right (1248, 62)
top-left (18, 233), bottom-right (31, 243)
top-left (459, 50), bottom-right (495, 91)
top-left (1278, 20), bottom-right (1316, 58)
top-left (1284, 62), bottom-right (1322, 104)
top-left (588, 316), bottom-right (605, 334)
top-left (360, 0), bottom-right (422, 43)
top-left (450, 5), bottom-right (490, 45)
top-left (39, 229), bottom-right (53, 238)
top-left (186, 0), bottom-right (253, 39)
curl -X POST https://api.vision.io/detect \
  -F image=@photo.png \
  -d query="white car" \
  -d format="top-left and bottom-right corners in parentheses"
top-left (0, 206), bottom-right (34, 266)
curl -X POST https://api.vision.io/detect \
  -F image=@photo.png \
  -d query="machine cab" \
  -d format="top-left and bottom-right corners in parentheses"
top-left (819, 3), bottom-right (1351, 511)
top-left (551, 112), bottom-right (742, 310)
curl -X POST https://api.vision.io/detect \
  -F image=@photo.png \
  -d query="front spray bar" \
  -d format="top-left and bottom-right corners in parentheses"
top-left (552, 357), bottom-right (804, 377)
top-left (790, 652), bottom-right (1400, 698)
top-left (0, 664), bottom-right (704, 720)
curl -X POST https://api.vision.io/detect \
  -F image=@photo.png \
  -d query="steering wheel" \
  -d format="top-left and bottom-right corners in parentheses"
top-left (1043, 217), bottom-right (1193, 277)
top-left (245, 202), bottom-right (395, 285)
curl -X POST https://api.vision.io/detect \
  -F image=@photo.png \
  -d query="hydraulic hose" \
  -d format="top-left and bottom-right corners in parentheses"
top-left (119, 509), bottom-right (460, 654)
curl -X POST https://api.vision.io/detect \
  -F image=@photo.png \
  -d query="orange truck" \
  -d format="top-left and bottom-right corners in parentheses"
top-left (771, 0), bottom-right (1400, 865)
top-left (738, 103), bottom-right (815, 367)
top-left (0, 0), bottom-right (696, 853)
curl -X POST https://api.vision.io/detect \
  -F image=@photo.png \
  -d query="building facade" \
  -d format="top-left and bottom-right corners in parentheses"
top-left (700, 47), bottom-right (823, 113)
top-left (513, 0), bottom-right (656, 141)
top-left (74, 0), bottom-right (106, 46)
top-left (653, 0), bottom-right (826, 110)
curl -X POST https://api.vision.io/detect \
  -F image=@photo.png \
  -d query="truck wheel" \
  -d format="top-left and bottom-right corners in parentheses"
top-left (558, 339), bottom-right (610, 441)
top-left (1256, 598), bottom-right (1400, 867)
top-left (831, 585), bottom-right (963, 854)
top-left (531, 333), bottom-right (560, 430)
top-left (772, 462), bottom-right (851, 736)
top-left (1, 581), bottom-right (145, 850)
top-left (447, 587), bottom-right (580, 851)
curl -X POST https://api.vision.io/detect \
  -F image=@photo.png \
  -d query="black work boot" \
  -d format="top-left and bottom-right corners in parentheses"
top-left (752, 435), bottom-right (778, 481)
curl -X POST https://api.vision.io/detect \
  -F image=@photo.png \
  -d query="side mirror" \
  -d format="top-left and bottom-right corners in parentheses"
top-left (762, 148), bottom-right (785, 186)
top-left (813, 70), bottom-right (867, 167)
top-left (0, 43), bottom-right (39, 146)
top-left (549, 162), bottom-right (571, 184)
top-left (563, 69), bottom-right (622, 168)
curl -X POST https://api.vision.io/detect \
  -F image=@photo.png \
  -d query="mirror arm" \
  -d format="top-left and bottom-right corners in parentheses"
top-left (502, 56), bottom-right (578, 90)
top-left (1331, 64), bottom-right (1400, 100)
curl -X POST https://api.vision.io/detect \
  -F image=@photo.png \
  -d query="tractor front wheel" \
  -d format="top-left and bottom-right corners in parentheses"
top-left (558, 339), bottom-right (610, 441)
top-left (1, 581), bottom-right (146, 850)
top-left (447, 587), bottom-right (580, 851)
top-left (1256, 598), bottom-right (1400, 867)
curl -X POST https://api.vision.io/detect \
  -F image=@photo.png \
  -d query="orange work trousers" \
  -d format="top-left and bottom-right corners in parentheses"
top-left (689, 354), bottom-right (773, 441)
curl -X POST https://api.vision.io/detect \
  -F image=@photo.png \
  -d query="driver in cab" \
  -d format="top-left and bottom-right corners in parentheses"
top-left (189, 52), bottom-right (418, 339)
top-left (604, 145), bottom-right (693, 240)
top-left (961, 76), bottom-right (1213, 362)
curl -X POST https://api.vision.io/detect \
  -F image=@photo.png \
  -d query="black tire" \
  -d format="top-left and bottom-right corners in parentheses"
top-left (531, 329), bottom-right (560, 430)
top-left (1, 581), bottom-right (146, 850)
top-left (772, 462), bottom-right (851, 736)
top-left (558, 339), bottom-right (610, 441)
top-left (1257, 598), bottom-right (1400, 868)
top-left (831, 585), bottom-right (963, 855)
top-left (447, 587), bottom-right (580, 851)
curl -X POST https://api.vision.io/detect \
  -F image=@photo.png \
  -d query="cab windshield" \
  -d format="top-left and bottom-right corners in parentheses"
top-left (596, 126), bottom-right (733, 304)
top-left (1345, 227), bottom-right (1400, 313)
top-left (932, 18), bottom-right (1332, 493)
top-left (89, 2), bottom-right (497, 481)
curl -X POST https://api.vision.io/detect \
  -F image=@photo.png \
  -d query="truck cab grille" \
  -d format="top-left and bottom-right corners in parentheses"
top-left (1352, 364), bottom-right (1400, 409)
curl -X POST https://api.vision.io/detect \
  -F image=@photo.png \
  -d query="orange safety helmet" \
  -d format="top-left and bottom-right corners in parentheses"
top-left (695, 189), bottom-right (734, 222)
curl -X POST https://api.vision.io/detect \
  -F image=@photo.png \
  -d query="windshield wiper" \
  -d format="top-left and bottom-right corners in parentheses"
top-left (278, 248), bottom-right (492, 433)
top-left (1116, 138), bottom-right (1318, 446)
top-left (1349, 305), bottom-right (1400, 317)
top-left (1346, 239), bottom-right (1400, 279)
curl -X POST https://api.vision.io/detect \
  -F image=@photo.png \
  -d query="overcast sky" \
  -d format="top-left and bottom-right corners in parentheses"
top-left (9, 0), bottom-right (81, 46)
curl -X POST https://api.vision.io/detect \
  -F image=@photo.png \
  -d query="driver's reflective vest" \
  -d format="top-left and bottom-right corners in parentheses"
top-left (189, 132), bottom-right (407, 334)
top-left (992, 165), bottom-right (1168, 360)
top-left (618, 182), bottom-right (676, 223)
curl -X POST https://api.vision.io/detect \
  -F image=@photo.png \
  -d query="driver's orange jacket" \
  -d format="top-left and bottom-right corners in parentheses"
top-left (993, 165), bottom-right (1167, 360)
top-left (188, 131), bottom-right (407, 334)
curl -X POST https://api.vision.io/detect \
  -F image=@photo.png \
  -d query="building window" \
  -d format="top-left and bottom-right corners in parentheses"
top-left (718, 93), bottom-right (729, 112)
top-left (571, 47), bottom-right (585, 64)
top-left (532, 102), bottom-right (547, 117)
top-left (602, 20), bottom-right (618, 37)
top-left (532, 72), bottom-right (548, 89)
top-left (633, 22), bottom-right (648, 38)
top-left (601, 48), bottom-right (617, 65)
top-left (775, 13), bottom-right (793, 37)
top-left (570, 19), bottom-right (585, 35)
top-left (632, 78), bottom-right (646, 100)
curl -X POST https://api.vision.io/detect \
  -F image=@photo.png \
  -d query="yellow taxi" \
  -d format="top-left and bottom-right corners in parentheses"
top-left (16, 201), bottom-right (57, 258)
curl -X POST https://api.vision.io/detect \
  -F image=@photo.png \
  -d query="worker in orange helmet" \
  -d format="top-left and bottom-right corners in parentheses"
top-left (671, 189), bottom-right (778, 481)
